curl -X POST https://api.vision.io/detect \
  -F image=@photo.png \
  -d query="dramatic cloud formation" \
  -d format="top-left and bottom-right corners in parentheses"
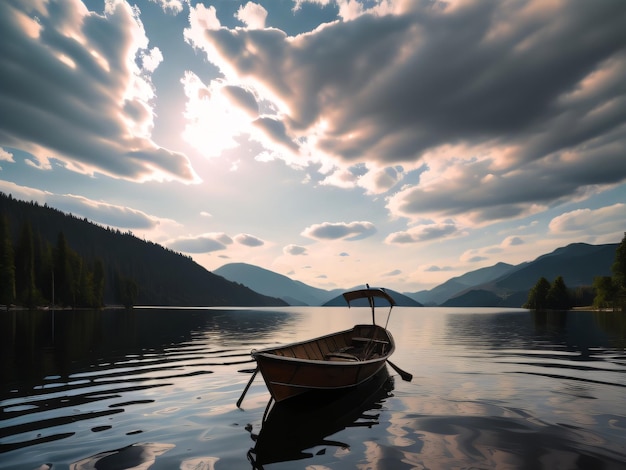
top-left (0, 0), bottom-right (197, 182)
top-left (2, 0), bottom-right (624, 291)
top-left (185, 0), bottom-right (626, 230)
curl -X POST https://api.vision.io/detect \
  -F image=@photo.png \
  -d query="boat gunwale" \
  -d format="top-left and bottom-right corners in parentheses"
top-left (251, 323), bottom-right (395, 366)
top-left (252, 351), bottom-right (392, 366)
top-left (252, 323), bottom-right (389, 352)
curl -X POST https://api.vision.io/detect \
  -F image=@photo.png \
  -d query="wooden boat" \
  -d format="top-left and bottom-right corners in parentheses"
top-left (240, 287), bottom-right (403, 405)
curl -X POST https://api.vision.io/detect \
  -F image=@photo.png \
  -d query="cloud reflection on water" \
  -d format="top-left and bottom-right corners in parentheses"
top-left (383, 399), bottom-right (626, 470)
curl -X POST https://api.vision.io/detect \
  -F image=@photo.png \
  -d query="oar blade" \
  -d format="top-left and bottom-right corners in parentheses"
top-left (387, 360), bottom-right (412, 382)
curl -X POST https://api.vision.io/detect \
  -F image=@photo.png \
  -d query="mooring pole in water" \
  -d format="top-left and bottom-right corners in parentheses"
top-left (236, 367), bottom-right (259, 408)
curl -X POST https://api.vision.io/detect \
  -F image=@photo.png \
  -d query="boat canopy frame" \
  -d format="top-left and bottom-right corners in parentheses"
top-left (342, 287), bottom-right (395, 327)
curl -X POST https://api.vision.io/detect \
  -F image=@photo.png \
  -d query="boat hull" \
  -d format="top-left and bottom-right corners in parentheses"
top-left (252, 324), bottom-right (395, 402)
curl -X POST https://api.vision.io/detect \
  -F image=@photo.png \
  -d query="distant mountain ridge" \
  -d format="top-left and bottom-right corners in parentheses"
top-left (2, 192), bottom-right (618, 308)
top-left (408, 262), bottom-right (515, 305)
top-left (214, 263), bottom-right (343, 305)
top-left (322, 289), bottom-right (423, 307)
top-left (439, 242), bottom-right (617, 307)
top-left (216, 242), bottom-right (618, 307)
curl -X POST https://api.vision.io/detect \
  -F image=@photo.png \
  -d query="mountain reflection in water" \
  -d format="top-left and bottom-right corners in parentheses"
top-left (0, 307), bottom-right (625, 469)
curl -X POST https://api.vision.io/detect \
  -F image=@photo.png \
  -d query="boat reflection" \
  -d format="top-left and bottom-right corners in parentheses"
top-left (247, 366), bottom-right (394, 469)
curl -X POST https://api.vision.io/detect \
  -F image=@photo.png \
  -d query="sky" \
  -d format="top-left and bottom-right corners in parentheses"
top-left (1, 0), bottom-right (625, 293)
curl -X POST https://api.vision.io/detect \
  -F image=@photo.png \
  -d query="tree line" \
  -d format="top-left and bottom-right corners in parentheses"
top-left (524, 232), bottom-right (626, 311)
top-left (0, 214), bottom-right (137, 309)
top-left (0, 193), bottom-right (286, 308)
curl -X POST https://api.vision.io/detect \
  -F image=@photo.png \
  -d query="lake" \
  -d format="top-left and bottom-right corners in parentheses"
top-left (1, 307), bottom-right (625, 469)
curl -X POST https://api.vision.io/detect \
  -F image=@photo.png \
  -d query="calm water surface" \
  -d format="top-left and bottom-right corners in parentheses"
top-left (1, 307), bottom-right (625, 469)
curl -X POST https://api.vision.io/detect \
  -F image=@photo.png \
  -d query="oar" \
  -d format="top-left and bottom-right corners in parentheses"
top-left (236, 367), bottom-right (259, 408)
top-left (387, 360), bottom-right (412, 382)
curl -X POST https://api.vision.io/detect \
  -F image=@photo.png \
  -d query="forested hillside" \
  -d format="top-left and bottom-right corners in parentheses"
top-left (0, 193), bottom-right (286, 308)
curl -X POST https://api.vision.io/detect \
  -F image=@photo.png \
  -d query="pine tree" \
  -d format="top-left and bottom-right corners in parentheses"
top-left (76, 258), bottom-right (94, 307)
top-left (612, 232), bottom-right (626, 291)
top-left (54, 232), bottom-right (74, 306)
top-left (34, 231), bottom-right (53, 303)
top-left (0, 214), bottom-right (16, 308)
top-left (524, 277), bottom-right (551, 310)
top-left (92, 258), bottom-right (105, 308)
top-left (15, 222), bottom-right (37, 307)
top-left (547, 276), bottom-right (571, 310)
top-left (593, 276), bottom-right (618, 310)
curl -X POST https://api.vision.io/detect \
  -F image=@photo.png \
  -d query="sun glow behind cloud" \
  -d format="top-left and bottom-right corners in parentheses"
top-left (181, 73), bottom-right (256, 157)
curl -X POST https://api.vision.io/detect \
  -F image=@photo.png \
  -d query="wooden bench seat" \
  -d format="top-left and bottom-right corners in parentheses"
top-left (352, 337), bottom-right (389, 344)
top-left (325, 352), bottom-right (361, 361)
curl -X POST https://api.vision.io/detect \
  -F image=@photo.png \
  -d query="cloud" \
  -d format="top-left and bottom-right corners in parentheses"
top-left (292, 0), bottom-right (333, 13)
top-left (357, 165), bottom-right (404, 195)
top-left (459, 234), bottom-right (531, 264)
top-left (140, 47), bottom-right (164, 73)
top-left (283, 244), bottom-right (308, 255)
top-left (150, 0), bottom-right (184, 15)
top-left (236, 2), bottom-right (268, 29)
top-left (47, 194), bottom-right (159, 230)
top-left (0, 0), bottom-right (197, 182)
top-left (467, 255), bottom-right (488, 263)
top-left (318, 167), bottom-right (359, 189)
top-left (234, 233), bottom-right (265, 247)
top-left (549, 203), bottom-right (626, 237)
top-left (222, 85), bottom-right (260, 118)
top-left (386, 141), bottom-right (625, 226)
top-left (383, 269), bottom-right (402, 277)
top-left (386, 223), bottom-right (459, 244)
top-left (0, 148), bottom-right (14, 162)
top-left (302, 221), bottom-right (376, 240)
top-left (252, 117), bottom-right (299, 152)
top-left (503, 236), bottom-right (524, 247)
top-left (185, 0), bottom-right (626, 230)
top-left (168, 233), bottom-right (233, 253)
top-left (425, 265), bottom-right (454, 272)
top-left (0, 180), bottom-right (171, 230)
top-left (0, 181), bottom-right (49, 205)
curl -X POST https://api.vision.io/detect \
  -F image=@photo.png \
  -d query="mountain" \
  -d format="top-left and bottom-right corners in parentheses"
top-left (214, 262), bottom-right (343, 306)
top-left (215, 242), bottom-right (618, 308)
top-left (440, 289), bottom-right (528, 308)
top-left (408, 262), bottom-right (515, 305)
top-left (6, 192), bottom-right (616, 309)
top-left (322, 289), bottom-right (423, 307)
top-left (492, 243), bottom-right (616, 292)
top-left (0, 193), bottom-right (286, 307)
top-left (214, 264), bottom-right (422, 307)
top-left (439, 242), bottom-right (617, 307)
